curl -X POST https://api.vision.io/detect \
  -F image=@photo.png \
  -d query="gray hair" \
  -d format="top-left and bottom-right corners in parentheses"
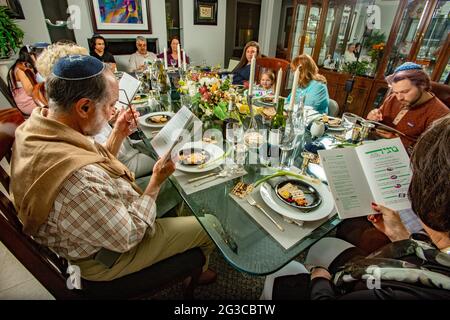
top-left (136, 36), bottom-right (146, 43)
top-left (45, 70), bottom-right (108, 113)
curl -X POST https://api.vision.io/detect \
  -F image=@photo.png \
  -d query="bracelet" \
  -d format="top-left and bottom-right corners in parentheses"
top-left (308, 265), bottom-right (329, 273)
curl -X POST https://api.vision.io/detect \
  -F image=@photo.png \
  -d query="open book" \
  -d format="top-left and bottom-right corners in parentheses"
top-left (150, 106), bottom-right (202, 159)
top-left (117, 72), bottom-right (141, 108)
top-left (318, 138), bottom-right (412, 219)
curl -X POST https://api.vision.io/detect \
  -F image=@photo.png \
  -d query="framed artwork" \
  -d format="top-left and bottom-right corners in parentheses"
top-left (0, 0), bottom-right (25, 19)
top-left (194, 0), bottom-right (218, 26)
top-left (88, 0), bottom-right (152, 34)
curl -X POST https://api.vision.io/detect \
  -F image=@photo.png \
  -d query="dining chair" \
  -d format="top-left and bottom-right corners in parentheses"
top-left (430, 81), bottom-right (450, 107)
top-left (255, 57), bottom-right (290, 93)
top-left (327, 99), bottom-right (340, 117)
top-left (0, 107), bottom-right (205, 299)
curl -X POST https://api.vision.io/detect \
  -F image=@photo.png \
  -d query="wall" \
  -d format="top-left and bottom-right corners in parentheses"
top-left (258, 0), bottom-right (282, 56)
top-left (180, 0), bottom-right (227, 67)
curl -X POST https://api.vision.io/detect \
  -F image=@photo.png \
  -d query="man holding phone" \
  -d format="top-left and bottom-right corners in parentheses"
top-left (10, 55), bottom-right (216, 284)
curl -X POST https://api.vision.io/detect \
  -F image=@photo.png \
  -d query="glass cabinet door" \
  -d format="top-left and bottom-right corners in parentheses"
top-left (304, 1), bottom-right (323, 56)
top-left (384, 0), bottom-right (429, 76)
top-left (415, 0), bottom-right (450, 78)
top-left (289, 1), bottom-right (308, 61)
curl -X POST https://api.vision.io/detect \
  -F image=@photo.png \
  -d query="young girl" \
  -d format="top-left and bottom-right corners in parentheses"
top-left (7, 46), bottom-right (39, 116)
top-left (259, 70), bottom-right (275, 93)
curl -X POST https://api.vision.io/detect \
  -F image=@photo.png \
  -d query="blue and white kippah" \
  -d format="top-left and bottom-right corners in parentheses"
top-left (394, 62), bottom-right (423, 73)
top-left (52, 55), bottom-right (105, 80)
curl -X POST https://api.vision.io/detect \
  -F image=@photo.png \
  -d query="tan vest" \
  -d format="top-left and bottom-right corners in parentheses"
top-left (11, 108), bottom-right (142, 235)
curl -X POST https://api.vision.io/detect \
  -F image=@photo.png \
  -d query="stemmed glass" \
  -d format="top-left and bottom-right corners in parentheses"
top-left (170, 59), bottom-right (177, 70)
top-left (278, 124), bottom-right (296, 170)
top-left (226, 122), bottom-right (246, 174)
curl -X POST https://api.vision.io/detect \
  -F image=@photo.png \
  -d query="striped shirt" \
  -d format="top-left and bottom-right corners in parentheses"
top-left (34, 164), bottom-right (156, 260)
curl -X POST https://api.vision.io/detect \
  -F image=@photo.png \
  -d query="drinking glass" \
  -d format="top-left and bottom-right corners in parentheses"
top-left (180, 94), bottom-right (193, 109)
top-left (226, 122), bottom-right (245, 173)
top-left (278, 127), bottom-right (296, 170)
top-left (342, 112), bottom-right (358, 131)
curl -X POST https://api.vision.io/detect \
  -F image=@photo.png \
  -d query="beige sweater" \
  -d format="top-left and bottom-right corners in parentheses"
top-left (11, 108), bottom-right (142, 235)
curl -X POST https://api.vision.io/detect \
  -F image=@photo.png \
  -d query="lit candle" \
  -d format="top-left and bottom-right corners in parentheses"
top-left (274, 69), bottom-right (282, 102)
top-left (163, 47), bottom-right (168, 69)
top-left (177, 44), bottom-right (181, 68)
top-left (182, 50), bottom-right (187, 71)
top-left (248, 54), bottom-right (256, 96)
top-left (289, 67), bottom-right (300, 111)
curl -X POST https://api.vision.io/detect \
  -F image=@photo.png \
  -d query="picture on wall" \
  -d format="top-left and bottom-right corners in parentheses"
top-left (0, 0), bottom-right (25, 19)
top-left (194, 0), bottom-right (218, 25)
top-left (89, 0), bottom-right (152, 34)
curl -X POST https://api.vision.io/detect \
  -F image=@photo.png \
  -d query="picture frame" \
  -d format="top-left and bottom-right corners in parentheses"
top-left (88, 0), bottom-right (152, 34)
top-left (194, 0), bottom-right (218, 26)
top-left (0, 0), bottom-right (25, 19)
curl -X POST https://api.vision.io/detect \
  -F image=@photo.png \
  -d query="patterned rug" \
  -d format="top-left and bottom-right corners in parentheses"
top-left (150, 248), bottom-right (309, 300)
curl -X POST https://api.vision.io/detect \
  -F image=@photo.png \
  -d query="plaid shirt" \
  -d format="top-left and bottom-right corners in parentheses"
top-left (34, 164), bottom-right (156, 260)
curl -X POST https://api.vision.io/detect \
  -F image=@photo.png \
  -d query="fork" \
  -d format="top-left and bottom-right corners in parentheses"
top-left (246, 195), bottom-right (284, 232)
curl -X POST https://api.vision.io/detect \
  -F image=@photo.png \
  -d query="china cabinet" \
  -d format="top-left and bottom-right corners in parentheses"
top-left (285, 0), bottom-right (450, 116)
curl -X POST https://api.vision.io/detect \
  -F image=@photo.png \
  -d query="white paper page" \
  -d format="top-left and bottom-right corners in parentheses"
top-left (150, 106), bottom-right (201, 158)
top-left (117, 72), bottom-right (141, 109)
top-left (355, 138), bottom-right (412, 211)
top-left (318, 148), bottom-right (374, 219)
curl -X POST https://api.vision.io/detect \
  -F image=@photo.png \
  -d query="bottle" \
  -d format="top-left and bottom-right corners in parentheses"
top-left (268, 97), bottom-right (286, 162)
top-left (156, 60), bottom-right (170, 94)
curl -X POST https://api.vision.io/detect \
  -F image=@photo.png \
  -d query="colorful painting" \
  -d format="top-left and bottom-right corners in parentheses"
top-left (89, 0), bottom-right (151, 34)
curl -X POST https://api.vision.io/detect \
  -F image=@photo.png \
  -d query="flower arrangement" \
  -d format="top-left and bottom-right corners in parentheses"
top-left (179, 73), bottom-right (242, 128)
top-left (369, 42), bottom-right (385, 64)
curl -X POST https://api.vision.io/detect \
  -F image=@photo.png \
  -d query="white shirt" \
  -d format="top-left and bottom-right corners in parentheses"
top-left (128, 51), bottom-right (157, 73)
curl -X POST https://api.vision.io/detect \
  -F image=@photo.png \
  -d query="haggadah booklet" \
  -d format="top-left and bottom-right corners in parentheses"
top-left (318, 138), bottom-right (412, 219)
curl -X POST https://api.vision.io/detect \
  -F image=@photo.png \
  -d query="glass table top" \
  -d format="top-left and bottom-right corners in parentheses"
top-left (137, 88), bottom-right (343, 275)
top-left (170, 163), bottom-right (341, 276)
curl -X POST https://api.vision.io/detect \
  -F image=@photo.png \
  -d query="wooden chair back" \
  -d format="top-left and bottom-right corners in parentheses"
top-left (0, 108), bottom-right (204, 299)
top-left (255, 57), bottom-right (291, 94)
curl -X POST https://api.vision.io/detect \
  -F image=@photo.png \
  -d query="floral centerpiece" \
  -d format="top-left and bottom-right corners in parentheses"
top-left (179, 72), bottom-right (243, 130)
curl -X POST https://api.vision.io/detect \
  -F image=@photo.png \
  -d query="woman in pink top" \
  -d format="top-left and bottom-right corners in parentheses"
top-left (7, 46), bottom-right (38, 116)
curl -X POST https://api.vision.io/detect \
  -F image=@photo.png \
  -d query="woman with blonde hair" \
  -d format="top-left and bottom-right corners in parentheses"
top-left (232, 41), bottom-right (261, 85)
top-left (288, 54), bottom-right (329, 114)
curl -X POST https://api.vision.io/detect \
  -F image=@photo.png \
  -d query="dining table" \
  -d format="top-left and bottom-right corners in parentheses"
top-left (131, 69), bottom-right (345, 276)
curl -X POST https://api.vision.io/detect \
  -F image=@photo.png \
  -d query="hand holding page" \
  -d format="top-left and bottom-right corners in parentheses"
top-left (117, 72), bottom-right (141, 109)
top-left (318, 138), bottom-right (412, 219)
top-left (151, 106), bottom-right (201, 159)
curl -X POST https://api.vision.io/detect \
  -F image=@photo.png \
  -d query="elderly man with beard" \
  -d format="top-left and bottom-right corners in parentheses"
top-left (10, 55), bottom-right (216, 284)
top-left (367, 62), bottom-right (449, 151)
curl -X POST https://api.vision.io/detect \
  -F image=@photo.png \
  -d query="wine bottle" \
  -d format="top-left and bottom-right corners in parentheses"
top-left (268, 97), bottom-right (286, 163)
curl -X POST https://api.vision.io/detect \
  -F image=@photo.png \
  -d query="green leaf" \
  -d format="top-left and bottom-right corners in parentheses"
top-left (213, 105), bottom-right (227, 120)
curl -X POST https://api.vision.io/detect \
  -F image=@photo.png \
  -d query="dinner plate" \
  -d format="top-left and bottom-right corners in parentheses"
top-left (138, 111), bottom-right (174, 128)
top-left (260, 178), bottom-right (334, 222)
top-left (131, 94), bottom-right (149, 105)
top-left (175, 141), bottom-right (224, 173)
top-left (274, 179), bottom-right (322, 210)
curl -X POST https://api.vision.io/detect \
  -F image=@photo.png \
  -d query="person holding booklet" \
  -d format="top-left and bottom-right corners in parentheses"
top-left (10, 55), bottom-right (217, 285)
top-left (261, 115), bottom-right (450, 300)
top-left (366, 62), bottom-right (449, 152)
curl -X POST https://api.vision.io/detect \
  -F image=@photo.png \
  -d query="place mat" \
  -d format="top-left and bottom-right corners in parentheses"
top-left (230, 185), bottom-right (336, 250)
top-left (173, 168), bottom-right (247, 195)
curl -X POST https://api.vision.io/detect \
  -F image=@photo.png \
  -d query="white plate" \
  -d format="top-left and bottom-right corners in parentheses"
top-left (138, 112), bottom-right (175, 128)
top-left (260, 178), bottom-right (334, 222)
top-left (175, 141), bottom-right (224, 173)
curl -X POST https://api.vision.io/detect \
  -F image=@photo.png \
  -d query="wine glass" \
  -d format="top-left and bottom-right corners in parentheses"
top-left (170, 59), bottom-right (177, 69)
top-left (278, 127), bottom-right (296, 170)
top-left (226, 122), bottom-right (245, 173)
